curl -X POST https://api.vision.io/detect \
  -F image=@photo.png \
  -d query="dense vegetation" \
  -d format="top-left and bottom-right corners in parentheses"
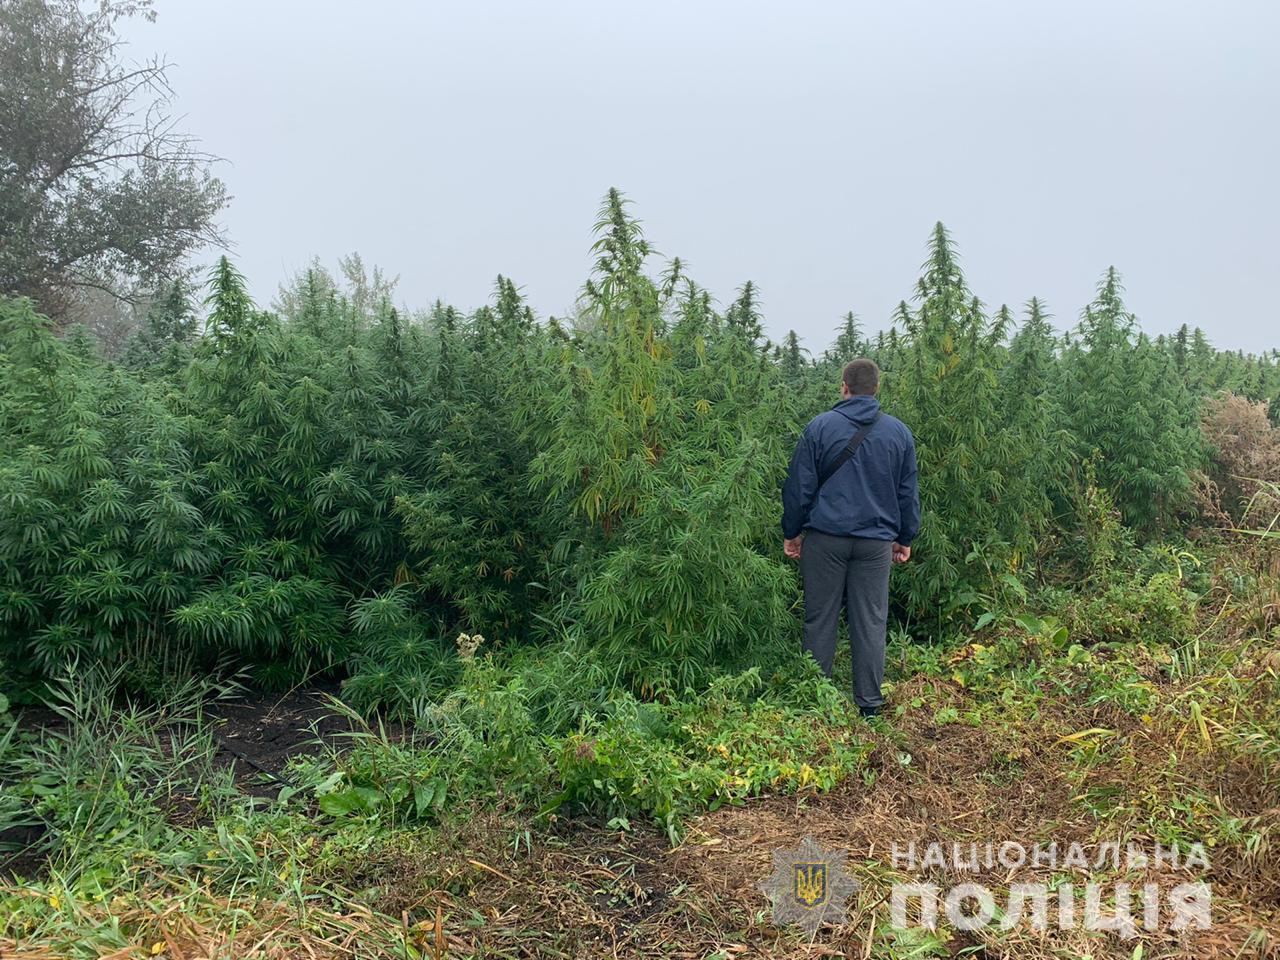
top-left (2, 192), bottom-right (1277, 705)
top-left (3, 192), bottom-right (1280, 958)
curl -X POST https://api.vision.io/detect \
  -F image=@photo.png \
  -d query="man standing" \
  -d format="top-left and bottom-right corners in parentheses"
top-left (781, 359), bottom-right (919, 718)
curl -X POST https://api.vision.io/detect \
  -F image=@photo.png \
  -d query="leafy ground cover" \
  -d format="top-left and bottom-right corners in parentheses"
top-left (2, 536), bottom-right (1277, 959)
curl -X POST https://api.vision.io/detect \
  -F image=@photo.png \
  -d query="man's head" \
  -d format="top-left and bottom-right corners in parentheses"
top-left (841, 358), bottom-right (880, 398)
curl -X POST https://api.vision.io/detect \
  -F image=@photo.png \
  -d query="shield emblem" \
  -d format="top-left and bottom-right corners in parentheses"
top-left (793, 862), bottom-right (828, 907)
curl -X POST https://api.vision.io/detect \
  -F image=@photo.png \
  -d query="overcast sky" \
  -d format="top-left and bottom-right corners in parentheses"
top-left (123, 0), bottom-right (1278, 353)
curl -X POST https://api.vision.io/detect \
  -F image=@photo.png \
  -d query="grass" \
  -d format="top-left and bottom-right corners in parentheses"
top-left (2, 539), bottom-right (1279, 958)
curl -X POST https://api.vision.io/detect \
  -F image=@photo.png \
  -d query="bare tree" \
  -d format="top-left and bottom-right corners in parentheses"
top-left (0, 0), bottom-right (228, 322)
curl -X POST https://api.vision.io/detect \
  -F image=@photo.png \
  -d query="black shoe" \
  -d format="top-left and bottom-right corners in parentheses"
top-left (858, 705), bottom-right (881, 719)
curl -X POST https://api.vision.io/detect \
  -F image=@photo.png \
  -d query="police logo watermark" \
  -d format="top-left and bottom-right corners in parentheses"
top-left (887, 840), bottom-right (1213, 936)
top-left (759, 837), bottom-right (859, 935)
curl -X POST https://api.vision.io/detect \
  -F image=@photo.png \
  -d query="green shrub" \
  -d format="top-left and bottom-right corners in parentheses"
top-left (1065, 565), bottom-right (1198, 646)
top-left (554, 665), bottom-right (873, 840)
top-left (307, 647), bottom-right (871, 842)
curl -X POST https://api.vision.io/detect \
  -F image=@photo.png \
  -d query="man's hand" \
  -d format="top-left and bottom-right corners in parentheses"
top-left (892, 542), bottom-right (911, 563)
top-left (783, 536), bottom-right (803, 560)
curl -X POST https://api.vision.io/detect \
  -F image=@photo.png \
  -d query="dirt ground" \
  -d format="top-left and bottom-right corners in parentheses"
top-left (204, 681), bottom-right (358, 796)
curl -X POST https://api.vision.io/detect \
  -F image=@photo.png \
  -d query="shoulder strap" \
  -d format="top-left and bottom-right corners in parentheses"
top-left (816, 411), bottom-right (882, 490)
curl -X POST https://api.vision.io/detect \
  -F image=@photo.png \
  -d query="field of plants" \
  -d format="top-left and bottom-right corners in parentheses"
top-left (2, 190), bottom-right (1280, 959)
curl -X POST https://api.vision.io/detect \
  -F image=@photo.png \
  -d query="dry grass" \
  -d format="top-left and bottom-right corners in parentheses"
top-left (4, 691), bottom-right (1278, 959)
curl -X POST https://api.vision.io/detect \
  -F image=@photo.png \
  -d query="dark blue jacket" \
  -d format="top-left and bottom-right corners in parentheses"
top-left (781, 396), bottom-right (920, 545)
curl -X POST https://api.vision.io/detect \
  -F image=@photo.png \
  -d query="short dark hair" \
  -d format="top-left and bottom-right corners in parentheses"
top-left (842, 358), bottom-right (880, 395)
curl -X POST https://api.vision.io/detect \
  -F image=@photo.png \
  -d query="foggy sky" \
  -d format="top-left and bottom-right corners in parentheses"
top-left (122, 0), bottom-right (1279, 353)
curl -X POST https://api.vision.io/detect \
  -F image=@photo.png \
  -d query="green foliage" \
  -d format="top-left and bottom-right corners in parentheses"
top-left (121, 280), bottom-right (198, 375)
top-left (879, 225), bottom-right (1046, 620)
top-left (395, 277), bottom-right (563, 641)
top-left (0, 192), bottom-right (1269, 707)
top-left (303, 646), bottom-right (870, 843)
top-left (1061, 556), bottom-right (1199, 647)
top-left (1059, 269), bottom-right (1204, 531)
top-left (0, 665), bottom-right (237, 878)
top-left (0, 509), bottom-right (1275, 960)
top-left (526, 191), bottom-right (796, 692)
top-left (555, 665), bottom-right (872, 840)
top-left (338, 588), bottom-right (457, 715)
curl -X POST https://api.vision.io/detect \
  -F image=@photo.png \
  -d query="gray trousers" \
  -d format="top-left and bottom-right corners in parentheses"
top-left (800, 531), bottom-right (892, 708)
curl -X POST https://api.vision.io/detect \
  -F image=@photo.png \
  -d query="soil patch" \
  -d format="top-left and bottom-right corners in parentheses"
top-left (207, 681), bottom-right (358, 796)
